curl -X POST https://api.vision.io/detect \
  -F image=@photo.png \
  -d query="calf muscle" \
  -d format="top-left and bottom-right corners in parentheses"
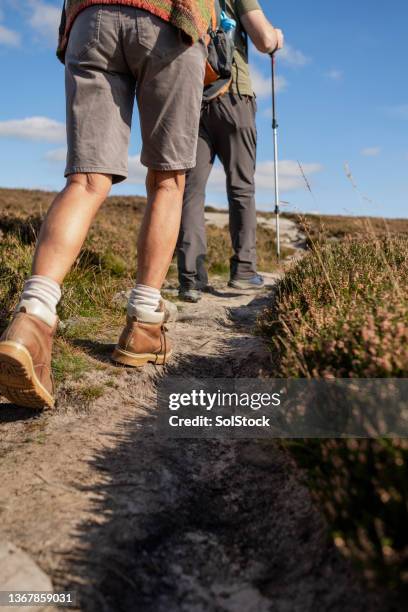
top-left (137, 169), bottom-right (186, 289)
top-left (32, 173), bottom-right (112, 284)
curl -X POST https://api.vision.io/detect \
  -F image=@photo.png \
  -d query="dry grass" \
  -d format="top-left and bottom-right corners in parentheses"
top-left (0, 188), bottom-right (285, 297)
top-left (284, 212), bottom-right (408, 246)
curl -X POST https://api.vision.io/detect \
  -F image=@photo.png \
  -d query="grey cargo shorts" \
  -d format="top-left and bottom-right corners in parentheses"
top-left (65, 5), bottom-right (207, 183)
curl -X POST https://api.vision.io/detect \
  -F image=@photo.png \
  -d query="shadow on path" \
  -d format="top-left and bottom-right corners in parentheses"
top-left (0, 404), bottom-right (41, 424)
top-left (55, 292), bottom-right (391, 612)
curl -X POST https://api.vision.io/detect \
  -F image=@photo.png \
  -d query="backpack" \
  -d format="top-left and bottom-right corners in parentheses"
top-left (203, 0), bottom-right (236, 101)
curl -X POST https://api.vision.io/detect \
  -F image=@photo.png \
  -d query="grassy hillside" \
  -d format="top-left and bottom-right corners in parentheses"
top-left (0, 188), bottom-right (286, 294)
top-left (0, 187), bottom-right (287, 387)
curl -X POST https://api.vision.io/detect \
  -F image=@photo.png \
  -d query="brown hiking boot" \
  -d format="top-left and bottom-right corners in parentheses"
top-left (0, 309), bottom-right (57, 409)
top-left (112, 311), bottom-right (172, 368)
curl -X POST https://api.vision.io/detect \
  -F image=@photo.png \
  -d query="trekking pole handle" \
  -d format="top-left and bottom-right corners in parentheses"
top-left (268, 37), bottom-right (281, 57)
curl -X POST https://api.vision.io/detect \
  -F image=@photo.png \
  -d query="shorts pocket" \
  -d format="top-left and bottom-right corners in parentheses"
top-left (136, 10), bottom-right (184, 59)
top-left (66, 7), bottom-right (103, 60)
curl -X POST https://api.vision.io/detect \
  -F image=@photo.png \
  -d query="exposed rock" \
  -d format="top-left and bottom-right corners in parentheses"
top-left (0, 542), bottom-right (52, 612)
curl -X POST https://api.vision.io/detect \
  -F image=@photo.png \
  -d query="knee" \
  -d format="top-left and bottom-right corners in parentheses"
top-left (67, 172), bottom-right (112, 199)
top-left (146, 169), bottom-right (186, 195)
top-left (227, 183), bottom-right (255, 202)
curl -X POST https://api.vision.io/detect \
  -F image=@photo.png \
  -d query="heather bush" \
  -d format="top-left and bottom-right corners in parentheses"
top-left (258, 236), bottom-right (408, 591)
top-left (258, 237), bottom-right (408, 378)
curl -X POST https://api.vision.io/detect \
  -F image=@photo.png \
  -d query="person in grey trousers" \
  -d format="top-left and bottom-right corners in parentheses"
top-left (177, 0), bottom-right (284, 301)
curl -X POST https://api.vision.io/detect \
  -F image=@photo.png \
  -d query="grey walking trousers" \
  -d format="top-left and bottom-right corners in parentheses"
top-left (177, 93), bottom-right (258, 289)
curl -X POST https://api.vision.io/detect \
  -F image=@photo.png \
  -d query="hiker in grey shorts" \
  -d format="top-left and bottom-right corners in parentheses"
top-left (0, 2), bottom-right (212, 409)
top-left (177, 0), bottom-right (284, 301)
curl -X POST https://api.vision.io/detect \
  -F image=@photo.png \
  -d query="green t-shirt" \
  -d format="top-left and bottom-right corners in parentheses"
top-left (225, 0), bottom-right (261, 96)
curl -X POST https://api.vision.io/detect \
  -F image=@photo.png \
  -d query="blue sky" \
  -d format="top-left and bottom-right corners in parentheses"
top-left (0, 0), bottom-right (407, 218)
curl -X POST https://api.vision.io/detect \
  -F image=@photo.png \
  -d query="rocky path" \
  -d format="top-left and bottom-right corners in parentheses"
top-left (0, 220), bottom-right (394, 611)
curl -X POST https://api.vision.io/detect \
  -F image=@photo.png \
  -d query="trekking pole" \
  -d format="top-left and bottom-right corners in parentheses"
top-left (271, 53), bottom-right (281, 260)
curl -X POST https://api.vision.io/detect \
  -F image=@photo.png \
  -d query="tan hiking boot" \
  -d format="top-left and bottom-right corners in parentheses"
top-left (112, 308), bottom-right (172, 367)
top-left (0, 307), bottom-right (57, 409)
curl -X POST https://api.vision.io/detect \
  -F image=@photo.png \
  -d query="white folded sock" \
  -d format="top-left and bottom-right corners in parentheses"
top-left (127, 284), bottom-right (163, 323)
top-left (16, 275), bottom-right (61, 327)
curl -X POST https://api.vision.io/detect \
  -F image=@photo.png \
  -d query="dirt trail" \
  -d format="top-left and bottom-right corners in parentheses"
top-left (0, 220), bottom-right (394, 611)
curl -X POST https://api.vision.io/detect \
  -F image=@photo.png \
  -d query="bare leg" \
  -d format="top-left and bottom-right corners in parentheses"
top-left (32, 169), bottom-right (183, 289)
top-left (32, 173), bottom-right (112, 284)
top-left (113, 169), bottom-right (185, 368)
top-left (136, 169), bottom-right (185, 289)
top-left (0, 173), bottom-right (112, 408)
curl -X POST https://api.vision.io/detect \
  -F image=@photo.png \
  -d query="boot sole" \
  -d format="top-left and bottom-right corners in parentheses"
top-left (0, 341), bottom-right (54, 409)
top-left (178, 296), bottom-right (201, 303)
top-left (228, 281), bottom-right (265, 291)
top-left (111, 347), bottom-right (173, 368)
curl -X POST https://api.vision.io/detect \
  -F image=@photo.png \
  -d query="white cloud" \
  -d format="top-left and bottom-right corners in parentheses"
top-left (250, 67), bottom-right (287, 98)
top-left (279, 44), bottom-right (310, 67)
top-left (126, 156), bottom-right (322, 194)
top-left (258, 160), bottom-right (322, 192)
top-left (128, 155), bottom-right (147, 183)
top-left (0, 23), bottom-right (20, 46)
top-left (361, 147), bottom-right (381, 157)
top-left (253, 43), bottom-right (310, 68)
top-left (45, 147), bottom-right (67, 161)
top-left (27, 0), bottom-right (60, 44)
top-left (0, 117), bottom-right (65, 142)
top-left (326, 69), bottom-right (343, 81)
top-left (0, 5), bottom-right (21, 48)
top-left (386, 104), bottom-right (408, 120)
top-left (208, 160), bottom-right (322, 193)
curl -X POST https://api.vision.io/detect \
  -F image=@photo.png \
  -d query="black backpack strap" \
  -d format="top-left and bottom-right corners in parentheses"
top-left (59, 0), bottom-right (66, 39)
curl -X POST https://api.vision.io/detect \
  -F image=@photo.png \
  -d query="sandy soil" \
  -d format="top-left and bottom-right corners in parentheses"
top-left (0, 220), bottom-right (398, 611)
